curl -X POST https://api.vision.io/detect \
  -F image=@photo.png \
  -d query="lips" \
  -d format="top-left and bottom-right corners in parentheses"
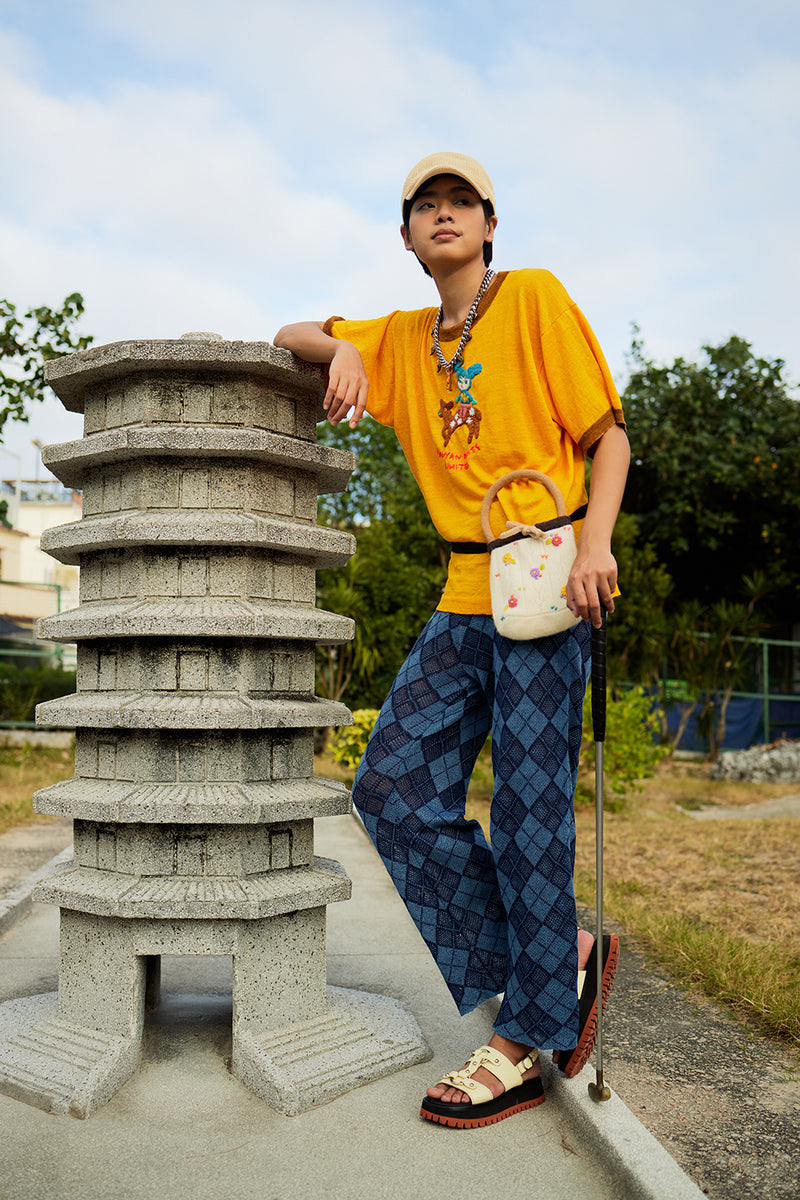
top-left (433, 230), bottom-right (458, 241)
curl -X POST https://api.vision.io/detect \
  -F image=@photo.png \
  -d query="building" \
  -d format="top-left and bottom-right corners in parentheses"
top-left (1, 479), bottom-right (81, 666)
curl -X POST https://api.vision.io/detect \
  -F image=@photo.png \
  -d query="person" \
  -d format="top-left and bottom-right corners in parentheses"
top-left (274, 152), bottom-right (630, 1129)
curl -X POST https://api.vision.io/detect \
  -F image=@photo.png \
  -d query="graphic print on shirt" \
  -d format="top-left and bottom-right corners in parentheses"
top-left (438, 361), bottom-right (483, 448)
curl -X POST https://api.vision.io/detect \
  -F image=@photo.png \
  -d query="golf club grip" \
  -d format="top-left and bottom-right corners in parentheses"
top-left (591, 615), bottom-right (607, 744)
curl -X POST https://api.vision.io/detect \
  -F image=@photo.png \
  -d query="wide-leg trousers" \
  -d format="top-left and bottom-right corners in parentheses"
top-left (351, 610), bottom-right (591, 1049)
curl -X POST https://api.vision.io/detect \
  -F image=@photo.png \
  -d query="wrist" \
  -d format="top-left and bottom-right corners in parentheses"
top-left (576, 523), bottom-right (612, 551)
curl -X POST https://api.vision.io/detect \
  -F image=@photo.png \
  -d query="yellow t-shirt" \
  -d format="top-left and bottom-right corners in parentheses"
top-left (326, 269), bottom-right (625, 614)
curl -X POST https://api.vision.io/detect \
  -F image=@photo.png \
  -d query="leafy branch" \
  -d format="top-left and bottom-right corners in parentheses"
top-left (0, 293), bottom-right (93, 439)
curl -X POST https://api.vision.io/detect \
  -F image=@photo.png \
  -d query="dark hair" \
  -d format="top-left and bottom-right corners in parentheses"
top-left (402, 191), bottom-right (495, 278)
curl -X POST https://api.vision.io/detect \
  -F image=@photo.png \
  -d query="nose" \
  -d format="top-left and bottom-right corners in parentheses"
top-left (435, 204), bottom-right (454, 222)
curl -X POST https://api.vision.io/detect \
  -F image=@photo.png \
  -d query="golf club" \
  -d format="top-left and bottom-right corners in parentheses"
top-left (587, 612), bottom-right (612, 1103)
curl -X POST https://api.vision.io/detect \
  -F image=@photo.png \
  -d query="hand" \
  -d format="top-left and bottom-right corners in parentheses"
top-left (324, 342), bottom-right (369, 428)
top-left (566, 542), bottom-right (618, 629)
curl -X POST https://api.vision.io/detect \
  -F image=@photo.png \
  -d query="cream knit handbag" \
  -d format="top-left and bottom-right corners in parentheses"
top-left (480, 469), bottom-right (581, 640)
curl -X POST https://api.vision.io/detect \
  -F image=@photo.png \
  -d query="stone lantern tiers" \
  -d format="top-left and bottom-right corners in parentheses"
top-left (0, 336), bottom-right (429, 1118)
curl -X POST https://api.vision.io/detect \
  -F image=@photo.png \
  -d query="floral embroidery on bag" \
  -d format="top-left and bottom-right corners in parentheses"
top-left (505, 594), bottom-right (519, 610)
top-left (502, 551), bottom-right (516, 566)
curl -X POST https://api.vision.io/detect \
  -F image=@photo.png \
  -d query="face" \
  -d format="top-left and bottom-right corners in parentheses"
top-left (401, 175), bottom-right (496, 273)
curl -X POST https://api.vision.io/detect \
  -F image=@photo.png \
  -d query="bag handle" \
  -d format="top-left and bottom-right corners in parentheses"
top-left (480, 469), bottom-right (568, 544)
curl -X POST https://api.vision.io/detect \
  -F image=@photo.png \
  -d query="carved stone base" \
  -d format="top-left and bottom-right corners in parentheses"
top-left (233, 985), bottom-right (431, 1116)
top-left (0, 994), bottom-right (140, 1118)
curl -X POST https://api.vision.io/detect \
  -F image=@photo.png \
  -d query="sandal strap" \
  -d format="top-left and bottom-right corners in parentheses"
top-left (436, 1045), bottom-right (540, 1106)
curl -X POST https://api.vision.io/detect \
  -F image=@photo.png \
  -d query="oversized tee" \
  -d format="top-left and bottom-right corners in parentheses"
top-left (325, 269), bottom-right (625, 614)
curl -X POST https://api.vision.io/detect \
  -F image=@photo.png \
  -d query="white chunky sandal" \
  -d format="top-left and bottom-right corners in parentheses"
top-left (420, 1044), bottom-right (544, 1128)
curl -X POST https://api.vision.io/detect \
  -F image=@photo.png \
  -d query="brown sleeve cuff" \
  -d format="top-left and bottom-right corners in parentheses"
top-left (581, 408), bottom-right (626, 457)
top-left (322, 315), bottom-right (345, 337)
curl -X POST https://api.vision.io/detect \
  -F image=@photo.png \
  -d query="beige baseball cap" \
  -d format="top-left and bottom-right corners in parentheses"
top-left (401, 152), bottom-right (495, 212)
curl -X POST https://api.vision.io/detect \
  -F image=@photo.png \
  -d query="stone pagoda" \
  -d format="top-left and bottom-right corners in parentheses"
top-left (0, 334), bottom-right (429, 1118)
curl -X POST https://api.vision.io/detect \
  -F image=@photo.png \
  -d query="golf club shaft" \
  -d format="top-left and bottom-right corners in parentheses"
top-left (591, 615), bottom-right (607, 1083)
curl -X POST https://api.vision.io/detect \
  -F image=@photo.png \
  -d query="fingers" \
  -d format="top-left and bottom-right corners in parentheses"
top-left (567, 561), bottom-right (617, 628)
top-left (324, 381), bottom-right (367, 426)
top-left (568, 590), bottom-right (613, 628)
top-left (345, 381), bottom-right (369, 428)
top-left (327, 389), bottom-right (368, 427)
top-left (323, 346), bottom-right (369, 427)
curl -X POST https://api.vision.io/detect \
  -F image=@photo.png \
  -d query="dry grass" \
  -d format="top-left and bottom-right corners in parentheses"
top-left (571, 761), bottom-right (800, 1045)
top-left (575, 761), bottom-right (800, 946)
top-left (0, 744), bottom-right (74, 836)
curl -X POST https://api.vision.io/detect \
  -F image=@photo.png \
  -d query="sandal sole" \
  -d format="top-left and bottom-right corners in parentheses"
top-left (558, 933), bottom-right (619, 1079)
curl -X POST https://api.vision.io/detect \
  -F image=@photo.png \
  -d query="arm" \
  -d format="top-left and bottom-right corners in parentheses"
top-left (273, 321), bottom-right (369, 428)
top-left (566, 423), bottom-right (630, 628)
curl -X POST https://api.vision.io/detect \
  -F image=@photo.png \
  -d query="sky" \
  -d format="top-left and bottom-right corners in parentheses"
top-left (1, 0), bottom-right (799, 481)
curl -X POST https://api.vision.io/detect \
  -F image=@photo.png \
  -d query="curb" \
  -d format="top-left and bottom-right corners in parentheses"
top-left (545, 1061), bottom-right (706, 1200)
top-left (0, 846), bottom-right (73, 940)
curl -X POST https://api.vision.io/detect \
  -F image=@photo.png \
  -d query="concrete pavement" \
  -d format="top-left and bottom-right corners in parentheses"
top-left (0, 815), bottom-right (705, 1200)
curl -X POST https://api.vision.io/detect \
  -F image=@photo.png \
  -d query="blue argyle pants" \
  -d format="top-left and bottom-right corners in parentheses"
top-left (351, 611), bottom-right (591, 1049)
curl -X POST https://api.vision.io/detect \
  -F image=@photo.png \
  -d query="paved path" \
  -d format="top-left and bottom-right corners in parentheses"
top-left (0, 818), bottom-right (73, 937)
top-left (684, 792), bottom-right (800, 819)
top-left (0, 815), bottom-right (703, 1200)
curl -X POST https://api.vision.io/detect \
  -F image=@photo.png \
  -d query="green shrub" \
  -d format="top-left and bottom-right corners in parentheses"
top-left (330, 709), bottom-right (380, 775)
top-left (0, 662), bottom-right (76, 724)
top-left (577, 685), bottom-right (666, 811)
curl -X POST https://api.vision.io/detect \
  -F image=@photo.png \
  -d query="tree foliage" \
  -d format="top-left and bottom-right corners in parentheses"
top-left (607, 510), bottom-right (673, 687)
top-left (315, 417), bottom-right (446, 708)
top-left (622, 332), bottom-right (800, 628)
top-left (0, 293), bottom-right (93, 440)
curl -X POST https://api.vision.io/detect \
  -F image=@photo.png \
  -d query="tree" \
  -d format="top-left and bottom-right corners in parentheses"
top-left (607, 510), bottom-right (673, 688)
top-left (316, 416), bottom-right (447, 708)
top-left (1, 293), bottom-right (93, 439)
top-left (318, 415), bottom-right (443, 554)
top-left (622, 332), bottom-right (800, 630)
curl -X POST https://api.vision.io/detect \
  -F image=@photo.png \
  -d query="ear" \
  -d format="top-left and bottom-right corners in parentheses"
top-left (401, 223), bottom-right (415, 252)
top-left (485, 214), bottom-right (498, 242)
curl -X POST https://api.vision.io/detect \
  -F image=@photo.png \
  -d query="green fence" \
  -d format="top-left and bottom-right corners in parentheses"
top-left (661, 633), bottom-right (800, 749)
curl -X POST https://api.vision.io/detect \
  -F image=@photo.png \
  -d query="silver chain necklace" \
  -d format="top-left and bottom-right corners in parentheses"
top-left (430, 269), bottom-right (495, 389)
